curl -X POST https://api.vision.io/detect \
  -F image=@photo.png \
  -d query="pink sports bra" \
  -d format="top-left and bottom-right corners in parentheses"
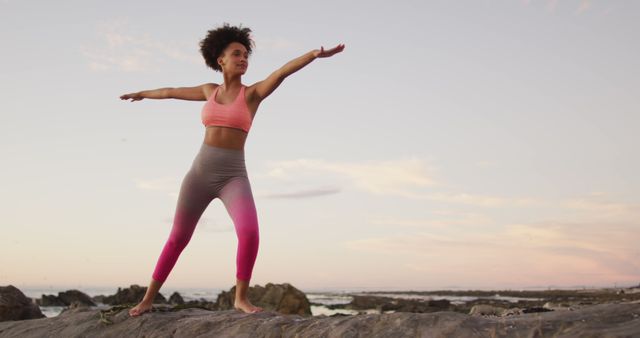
top-left (201, 85), bottom-right (253, 133)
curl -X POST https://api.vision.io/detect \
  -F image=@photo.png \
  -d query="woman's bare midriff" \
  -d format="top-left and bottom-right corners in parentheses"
top-left (204, 126), bottom-right (248, 150)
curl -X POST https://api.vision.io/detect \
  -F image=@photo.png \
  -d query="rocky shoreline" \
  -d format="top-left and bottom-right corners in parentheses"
top-left (336, 286), bottom-right (640, 317)
top-left (2, 284), bottom-right (640, 337)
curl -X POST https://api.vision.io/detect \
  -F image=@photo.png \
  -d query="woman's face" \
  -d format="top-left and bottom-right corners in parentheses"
top-left (218, 42), bottom-right (249, 75)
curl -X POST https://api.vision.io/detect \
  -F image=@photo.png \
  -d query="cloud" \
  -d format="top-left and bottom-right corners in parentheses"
top-left (344, 232), bottom-right (500, 257)
top-left (350, 218), bottom-right (638, 261)
top-left (425, 192), bottom-right (538, 207)
top-left (82, 18), bottom-right (201, 72)
top-left (260, 186), bottom-right (341, 199)
top-left (564, 192), bottom-right (640, 220)
top-left (565, 192), bottom-right (638, 212)
top-left (344, 217), bottom-right (640, 286)
top-left (263, 157), bottom-right (544, 207)
top-left (265, 157), bottom-right (436, 197)
top-left (368, 212), bottom-right (493, 229)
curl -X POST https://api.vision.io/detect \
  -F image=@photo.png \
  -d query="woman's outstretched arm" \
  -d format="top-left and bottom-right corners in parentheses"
top-left (249, 44), bottom-right (345, 103)
top-left (120, 83), bottom-right (216, 102)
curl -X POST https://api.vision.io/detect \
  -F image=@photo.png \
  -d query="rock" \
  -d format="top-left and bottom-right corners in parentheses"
top-left (69, 301), bottom-right (89, 309)
top-left (469, 304), bottom-right (529, 317)
top-left (465, 298), bottom-right (514, 308)
top-left (57, 290), bottom-right (96, 307)
top-left (1, 301), bottom-right (640, 337)
top-left (168, 292), bottom-right (184, 305)
top-left (349, 295), bottom-right (382, 309)
top-left (543, 301), bottom-right (576, 311)
top-left (59, 302), bottom-right (90, 315)
top-left (38, 290), bottom-right (96, 307)
top-left (179, 299), bottom-right (217, 311)
top-left (36, 294), bottom-right (66, 307)
top-left (469, 304), bottom-right (507, 316)
top-left (381, 298), bottom-right (449, 313)
top-left (347, 295), bottom-right (450, 313)
top-left (92, 295), bottom-right (106, 304)
top-left (501, 307), bottom-right (523, 316)
top-left (428, 299), bottom-right (451, 309)
top-left (0, 285), bottom-right (45, 322)
top-left (102, 285), bottom-right (167, 305)
top-left (215, 282), bottom-right (311, 315)
top-left (522, 306), bottom-right (553, 314)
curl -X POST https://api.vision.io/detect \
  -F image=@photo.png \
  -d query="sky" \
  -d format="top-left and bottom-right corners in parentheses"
top-left (1, 0), bottom-right (639, 292)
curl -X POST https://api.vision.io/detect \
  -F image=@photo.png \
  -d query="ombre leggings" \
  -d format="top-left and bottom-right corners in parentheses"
top-left (151, 143), bottom-right (259, 283)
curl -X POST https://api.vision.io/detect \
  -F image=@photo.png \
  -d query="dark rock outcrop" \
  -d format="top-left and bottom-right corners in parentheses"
top-left (37, 294), bottom-right (66, 307)
top-left (339, 295), bottom-right (451, 313)
top-left (168, 292), bottom-right (184, 305)
top-left (58, 301), bottom-right (92, 316)
top-left (176, 299), bottom-right (217, 311)
top-left (58, 290), bottom-right (96, 307)
top-left (470, 304), bottom-right (510, 316)
top-left (101, 285), bottom-right (167, 305)
top-left (37, 290), bottom-right (95, 307)
top-left (91, 295), bottom-right (105, 304)
top-left (215, 282), bottom-right (311, 315)
top-left (0, 285), bottom-right (45, 322)
top-left (1, 301), bottom-right (640, 337)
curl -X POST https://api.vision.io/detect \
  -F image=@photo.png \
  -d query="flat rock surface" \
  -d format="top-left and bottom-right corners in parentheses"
top-left (1, 302), bottom-right (639, 337)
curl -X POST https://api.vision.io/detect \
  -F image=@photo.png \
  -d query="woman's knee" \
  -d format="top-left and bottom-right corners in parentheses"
top-left (166, 215), bottom-right (200, 249)
top-left (165, 234), bottom-right (191, 251)
top-left (237, 221), bottom-right (259, 243)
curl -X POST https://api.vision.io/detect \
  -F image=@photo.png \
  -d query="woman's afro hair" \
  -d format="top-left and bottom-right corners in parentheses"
top-left (199, 23), bottom-right (254, 72)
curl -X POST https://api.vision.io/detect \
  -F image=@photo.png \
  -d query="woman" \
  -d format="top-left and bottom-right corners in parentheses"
top-left (120, 23), bottom-right (344, 316)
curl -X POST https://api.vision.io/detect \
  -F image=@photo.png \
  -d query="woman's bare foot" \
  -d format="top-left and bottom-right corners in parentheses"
top-left (129, 278), bottom-right (163, 317)
top-left (234, 298), bottom-right (263, 314)
top-left (129, 301), bottom-right (153, 317)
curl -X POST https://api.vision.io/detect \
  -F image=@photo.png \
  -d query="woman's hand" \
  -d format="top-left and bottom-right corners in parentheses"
top-left (313, 44), bottom-right (345, 58)
top-left (120, 92), bottom-right (144, 102)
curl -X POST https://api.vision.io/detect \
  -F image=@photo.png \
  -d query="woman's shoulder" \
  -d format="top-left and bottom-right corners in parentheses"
top-left (243, 82), bottom-right (261, 101)
top-left (202, 83), bottom-right (220, 100)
